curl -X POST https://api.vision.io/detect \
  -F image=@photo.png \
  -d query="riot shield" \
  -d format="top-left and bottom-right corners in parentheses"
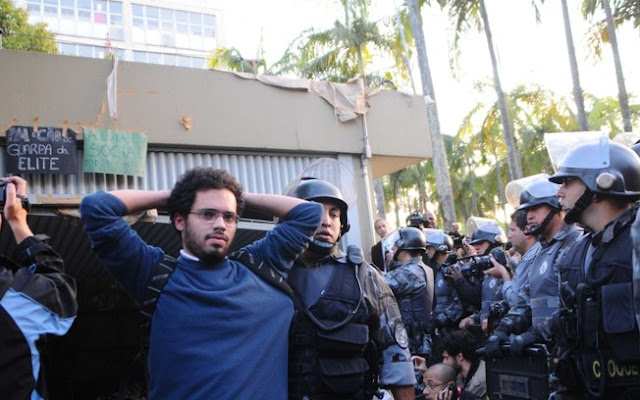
top-left (379, 229), bottom-right (400, 272)
top-left (543, 131), bottom-right (608, 170)
top-left (504, 174), bottom-right (551, 209)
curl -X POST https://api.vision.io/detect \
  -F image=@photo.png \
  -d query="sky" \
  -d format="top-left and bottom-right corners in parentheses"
top-left (220, 0), bottom-right (640, 136)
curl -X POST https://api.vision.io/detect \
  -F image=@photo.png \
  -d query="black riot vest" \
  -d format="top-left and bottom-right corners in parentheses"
top-left (394, 260), bottom-right (433, 355)
top-left (288, 260), bottom-right (376, 400)
top-left (557, 207), bottom-right (640, 397)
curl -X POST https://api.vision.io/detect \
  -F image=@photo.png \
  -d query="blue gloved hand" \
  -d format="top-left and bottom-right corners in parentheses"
top-left (509, 331), bottom-right (537, 355)
top-left (485, 330), bottom-right (509, 358)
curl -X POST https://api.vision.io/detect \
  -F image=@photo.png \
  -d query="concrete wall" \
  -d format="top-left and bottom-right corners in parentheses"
top-left (0, 50), bottom-right (431, 177)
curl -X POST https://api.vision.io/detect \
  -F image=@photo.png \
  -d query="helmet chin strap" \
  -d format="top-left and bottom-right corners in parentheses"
top-left (564, 188), bottom-right (594, 225)
top-left (308, 238), bottom-right (337, 256)
top-left (526, 208), bottom-right (557, 237)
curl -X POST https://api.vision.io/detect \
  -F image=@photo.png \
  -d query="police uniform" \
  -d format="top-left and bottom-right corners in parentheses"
top-left (554, 205), bottom-right (640, 398)
top-left (386, 257), bottom-right (434, 357)
top-left (288, 250), bottom-right (415, 400)
top-left (286, 178), bottom-right (414, 400)
top-left (547, 139), bottom-right (640, 399)
top-left (433, 268), bottom-right (464, 329)
top-left (493, 224), bottom-right (580, 345)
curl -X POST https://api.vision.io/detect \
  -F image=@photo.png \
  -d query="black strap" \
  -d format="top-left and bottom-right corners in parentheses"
top-left (229, 250), bottom-right (294, 299)
top-left (139, 254), bottom-right (178, 350)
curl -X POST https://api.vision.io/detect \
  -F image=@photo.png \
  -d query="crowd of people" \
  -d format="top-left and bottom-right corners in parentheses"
top-left (1, 136), bottom-right (639, 400)
top-left (372, 137), bottom-right (640, 400)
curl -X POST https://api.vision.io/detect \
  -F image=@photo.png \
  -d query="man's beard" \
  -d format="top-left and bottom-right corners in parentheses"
top-left (183, 226), bottom-right (229, 264)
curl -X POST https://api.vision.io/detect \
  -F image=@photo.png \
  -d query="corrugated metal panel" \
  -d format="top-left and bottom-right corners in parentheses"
top-left (0, 147), bottom-right (329, 201)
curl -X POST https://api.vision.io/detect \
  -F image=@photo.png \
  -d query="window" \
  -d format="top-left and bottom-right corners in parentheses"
top-left (189, 12), bottom-right (202, 36)
top-left (60, 43), bottom-right (76, 55)
top-left (77, 0), bottom-right (91, 20)
top-left (60, 0), bottom-right (74, 18)
top-left (203, 14), bottom-right (216, 38)
top-left (27, 0), bottom-right (41, 14)
top-left (94, 0), bottom-right (107, 24)
top-left (175, 10), bottom-right (188, 34)
top-left (43, 0), bottom-right (58, 16)
top-left (132, 4), bottom-right (144, 27)
top-left (146, 6), bottom-right (159, 30)
top-left (147, 52), bottom-right (162, 64)
top-left (160, 8), bottom-right (174, 32)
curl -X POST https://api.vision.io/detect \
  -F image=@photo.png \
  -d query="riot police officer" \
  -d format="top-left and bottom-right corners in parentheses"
top-left (387, 227), bottom-right (434, 358)
top-left (427, 229), bottom-right (463, 332)
top-left (486, 180), bottom-right (581, 357)
top-left (454, 223), bottom-right (505, 329)
top-left (287, 178), bottom-right (415, 400)
top-left (549, 139), bottom-right (640, 399)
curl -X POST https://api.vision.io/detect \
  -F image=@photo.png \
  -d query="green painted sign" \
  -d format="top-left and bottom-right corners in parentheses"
top-left (83, 128), bottom-right (147, 177)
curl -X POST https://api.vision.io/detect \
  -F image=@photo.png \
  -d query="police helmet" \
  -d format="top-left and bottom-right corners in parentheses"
top-left (468, 224), bottom-right (505, 246)
top-left (549, 140), bottom-right (640, 199)
top-left (517, 180), bottom-right (561, 211)
top-left (395, 227), bottom-right (427, 253)
top-left (424, 229), bottom-right (453, 253)
top-left (288, 178), bottom-right (350, 234)
top-left (406, 211), bottom-right (423, 228)
top-left (631, 142), bottom-right (640, 158)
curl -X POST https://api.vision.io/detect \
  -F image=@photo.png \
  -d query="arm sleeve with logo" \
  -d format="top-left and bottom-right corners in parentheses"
top-left (363, 265), bottom-right (415, 388)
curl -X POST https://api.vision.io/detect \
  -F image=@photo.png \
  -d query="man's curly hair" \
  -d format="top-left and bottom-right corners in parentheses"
top-left (168, 167), bottom-right (244, 226)
top-left (441, 328), bottom-right (480, 363)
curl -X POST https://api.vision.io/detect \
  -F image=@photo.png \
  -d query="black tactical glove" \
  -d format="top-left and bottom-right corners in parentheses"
top-left (485, 330), bottom-right (509, 358)
top-left (509, 331), bottom-right (537, 355)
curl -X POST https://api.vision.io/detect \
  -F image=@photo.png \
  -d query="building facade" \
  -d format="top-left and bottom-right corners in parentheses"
top-left (14, 0), bottom-right (223, 68)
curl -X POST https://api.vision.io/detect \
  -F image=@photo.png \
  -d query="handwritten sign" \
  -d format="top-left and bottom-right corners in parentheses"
top-left (83, 128), bottom-right (147, 177)
top-left (5, 126), bottom-right (78, 174)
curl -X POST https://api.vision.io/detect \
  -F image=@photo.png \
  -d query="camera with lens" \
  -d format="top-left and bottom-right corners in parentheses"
top-left (442, 248), bottom-right (508, 278)
top-left (0, 179), bottom-right (8, 207)
top-left (0, 180), bottom-right (30, 211)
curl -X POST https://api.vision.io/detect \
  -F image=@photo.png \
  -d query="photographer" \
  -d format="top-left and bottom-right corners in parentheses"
top-left (429, 229), bottom-right (463, 332)
top-left (0, 176), bottom-right (77, 399)
top-left (452, 223), bottom-right (505, 330)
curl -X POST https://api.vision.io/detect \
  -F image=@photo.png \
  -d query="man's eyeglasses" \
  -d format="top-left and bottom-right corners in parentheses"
top-left (424, 381), bottom-right (445, 390)
top-left (189, 209), bottom-right (239, 225)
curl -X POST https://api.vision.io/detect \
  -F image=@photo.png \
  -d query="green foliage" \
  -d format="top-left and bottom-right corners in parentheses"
top-left (271, 0), bottom-right (405, 87)
top-left (381, 85), bottom-right (639, 222)
top-left (208, 47), bottom-right (267, 74)
top-left (0, 0), bottom-right (57, 53)
top-left (582, 0), bottom-right (640, 59)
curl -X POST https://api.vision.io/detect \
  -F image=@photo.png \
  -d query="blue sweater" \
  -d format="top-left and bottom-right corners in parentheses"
top-left (81, 192), bottom-right (322, 399)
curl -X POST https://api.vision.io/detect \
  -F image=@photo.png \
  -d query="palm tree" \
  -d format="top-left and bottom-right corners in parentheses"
top-left (405, 0), bottom-right (457, 229)
top-left (561, 0), bottom-right (590, 131)
top-left (583, 0), bottom-right (633, 131)
top-left (440, 0), bottom-right (523, 181)
top-left (208, 47), bottom-right (267, 74)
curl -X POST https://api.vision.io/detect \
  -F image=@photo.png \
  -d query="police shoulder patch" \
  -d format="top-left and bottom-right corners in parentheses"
top-left (394, 323), bottom-right (409, 349)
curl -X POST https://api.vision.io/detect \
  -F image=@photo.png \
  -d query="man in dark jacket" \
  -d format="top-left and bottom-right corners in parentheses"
top-left (0, 176), bottom-right (77, 400)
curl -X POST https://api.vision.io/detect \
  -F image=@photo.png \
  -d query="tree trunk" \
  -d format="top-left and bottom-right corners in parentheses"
top-left (392, 173), bottom-right (401, 227)
top-left (406, 0), bottom-right (457, 230)
top-left (602, 0), bottom-right (633, 132)
top-left (465, 155), bottom-right (478, 218)
top-left (373, 178), bottom-right (386, 219)
top-left (479, 0), bottom-right (523, 181)
top-left (395, 10), bottom-right (417, 94)
top-left (561, 0), bottom-right (589, 131)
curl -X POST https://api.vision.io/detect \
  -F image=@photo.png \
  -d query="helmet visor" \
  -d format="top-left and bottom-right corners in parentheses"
top-left (545, 131), bottom-right (610, 170)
